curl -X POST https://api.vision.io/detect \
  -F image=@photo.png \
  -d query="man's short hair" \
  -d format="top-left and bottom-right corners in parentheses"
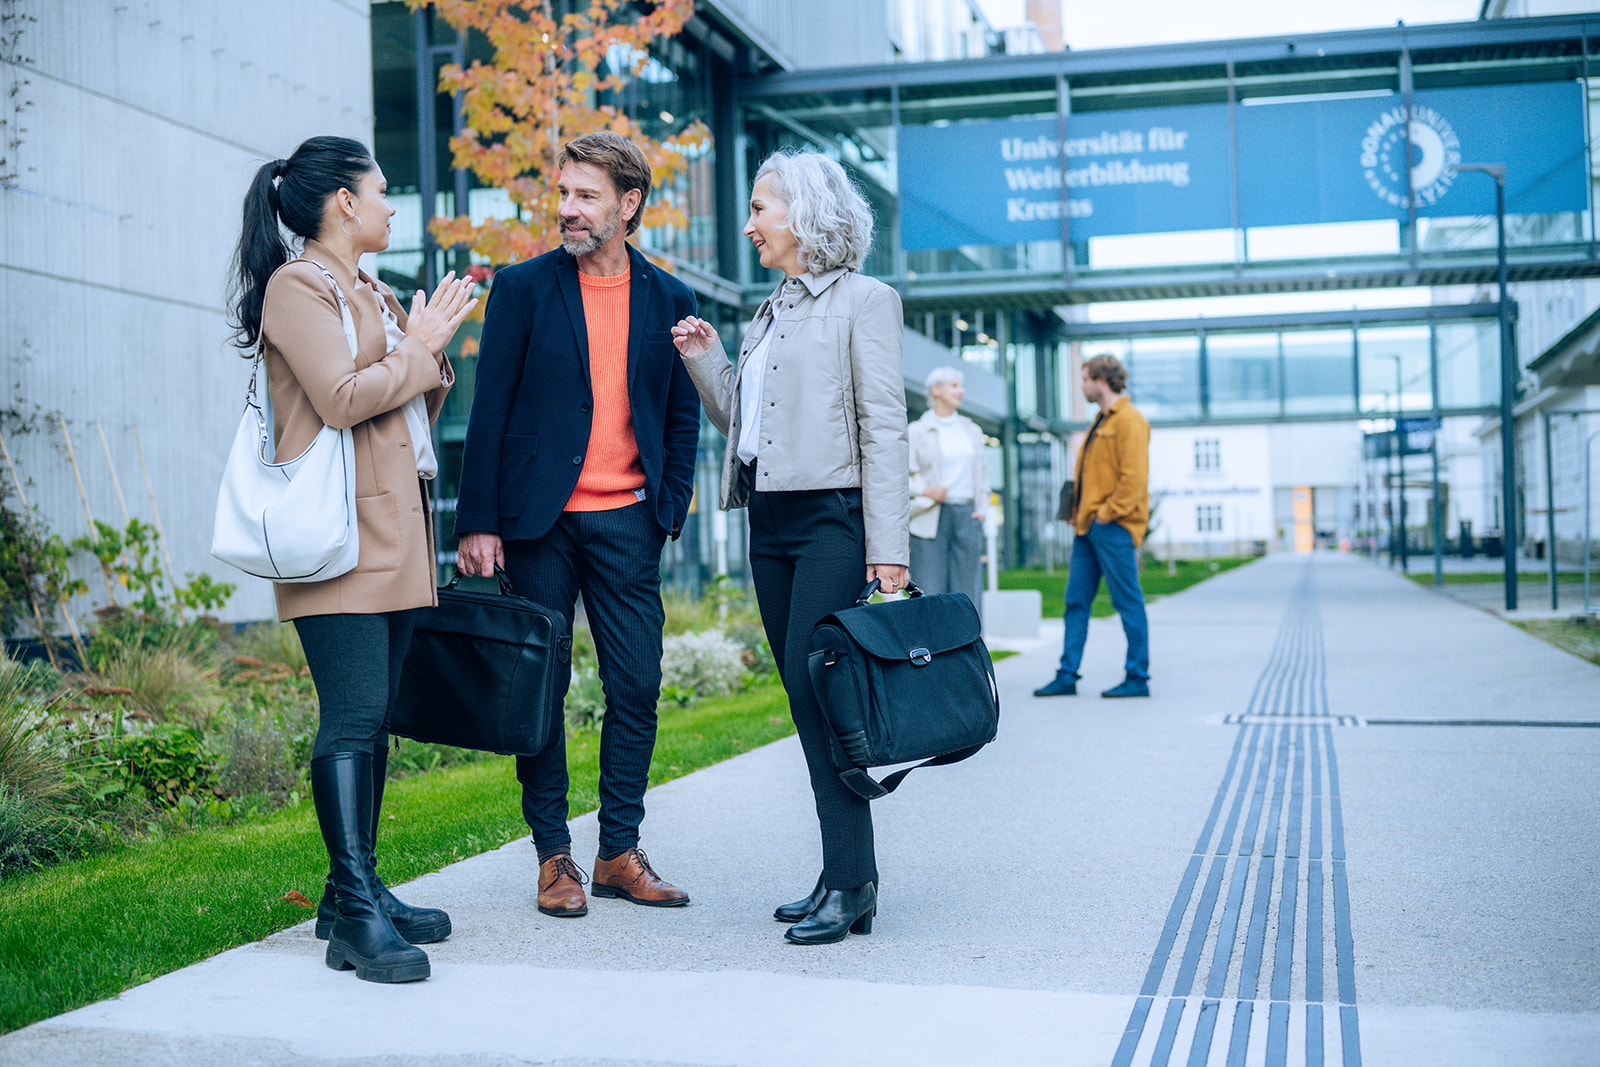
top-left (556, 132), bottom-right (652, 236)
top-left (1083, 353), bottom-right (1128, 394)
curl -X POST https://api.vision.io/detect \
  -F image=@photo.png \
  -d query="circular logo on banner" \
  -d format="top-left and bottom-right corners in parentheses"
top-left (1361, 104), bottom-right (1463, 209)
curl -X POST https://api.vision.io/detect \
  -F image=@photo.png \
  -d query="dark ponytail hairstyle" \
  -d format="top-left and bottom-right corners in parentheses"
top-left (228, 135), bottom-right (376, 353)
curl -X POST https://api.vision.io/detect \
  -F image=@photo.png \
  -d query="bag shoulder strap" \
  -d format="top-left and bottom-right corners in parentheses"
top-left (303, 258), bottom-right (360, 362)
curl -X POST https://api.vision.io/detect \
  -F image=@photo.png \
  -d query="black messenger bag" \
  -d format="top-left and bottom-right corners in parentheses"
top-left (807, 580), bottom-right (1000, 800)
top-left (389, 569), bottom-right (571, 756)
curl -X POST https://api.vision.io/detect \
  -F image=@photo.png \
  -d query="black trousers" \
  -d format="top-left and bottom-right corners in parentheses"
top-left (748, 487), bottom-right (878, 890)
top-left (502, 502), bottom-right (668, 854)
top-left (294, 610), bottom-right (415, 760)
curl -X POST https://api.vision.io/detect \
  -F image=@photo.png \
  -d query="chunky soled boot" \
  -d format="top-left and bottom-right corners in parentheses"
top-left (312, 752), bottom-right (430, 983)
top-left (783, 882), bottom-right (877, 945)
top-left (314, 745), bottom-right (451, 944)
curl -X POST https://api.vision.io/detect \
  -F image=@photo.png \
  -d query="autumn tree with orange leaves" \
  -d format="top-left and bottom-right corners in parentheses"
top-left (407, 0), bottom-right (710, 269)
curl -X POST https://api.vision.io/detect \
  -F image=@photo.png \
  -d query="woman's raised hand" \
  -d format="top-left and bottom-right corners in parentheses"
top-left (405, 271), bottom-right (479, 353)
top-left (672, 316), bottom-right (721, 359)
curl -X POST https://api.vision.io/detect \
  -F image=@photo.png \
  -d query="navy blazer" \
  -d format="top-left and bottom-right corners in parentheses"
top-left (454, 244), bottom-right (701, 543)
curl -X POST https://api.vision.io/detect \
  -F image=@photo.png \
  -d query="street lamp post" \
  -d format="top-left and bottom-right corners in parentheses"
top-left (1384, 390), bottom-right (1398, 567)
top-left (1382, 353), bottom-right (1408, 572)
top-left (1456, 162), bottom-right (1516, 610)
top-left (1586, 429), bottom-right (1600, 614)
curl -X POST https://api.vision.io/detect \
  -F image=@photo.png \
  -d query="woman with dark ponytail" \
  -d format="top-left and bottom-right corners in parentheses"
top-left (229, 136), bottom-right (476, 984)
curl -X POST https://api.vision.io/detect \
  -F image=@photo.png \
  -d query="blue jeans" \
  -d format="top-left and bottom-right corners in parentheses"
top-left (1054, 521), bottom-right (1149, 684)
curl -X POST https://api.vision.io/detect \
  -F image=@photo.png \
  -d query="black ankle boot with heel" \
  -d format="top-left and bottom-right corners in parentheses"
top-left (312, 752), bottom-right (431, 983)
top-left (783, 882), bottom-right (877, 945)
top-left (773, 875), bottom-right (825, 923)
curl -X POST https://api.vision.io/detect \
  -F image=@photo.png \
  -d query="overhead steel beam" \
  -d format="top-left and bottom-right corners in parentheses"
top-left (737, 13), bottom-right (1600, 98)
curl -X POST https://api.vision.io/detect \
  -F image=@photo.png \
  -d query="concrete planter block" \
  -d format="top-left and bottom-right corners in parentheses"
top-left (982, 589), bottom-right (1041, 639)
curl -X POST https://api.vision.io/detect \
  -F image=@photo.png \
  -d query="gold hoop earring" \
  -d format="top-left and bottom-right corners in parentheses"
top-left (341, 215), bottom-right (361, 236)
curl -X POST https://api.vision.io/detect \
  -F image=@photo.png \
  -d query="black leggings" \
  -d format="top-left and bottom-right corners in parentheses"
top-left (748, 488), bottom-right (878, 890)
top-left (294, 611), bottom-right (416, 760)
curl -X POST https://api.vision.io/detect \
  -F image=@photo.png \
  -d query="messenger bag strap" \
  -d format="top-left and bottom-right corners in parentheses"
top-left (807, 643), bottom-right (1000, 802)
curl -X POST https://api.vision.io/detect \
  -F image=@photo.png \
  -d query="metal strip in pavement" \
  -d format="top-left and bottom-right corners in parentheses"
top-left (1113, 562), bottom-right (1362, 1066)
top-left (1364, 718), bottom-right (1600, 728)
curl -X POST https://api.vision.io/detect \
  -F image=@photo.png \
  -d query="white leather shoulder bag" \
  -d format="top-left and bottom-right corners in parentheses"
top-left (211, 261), bottom-right (360, 584)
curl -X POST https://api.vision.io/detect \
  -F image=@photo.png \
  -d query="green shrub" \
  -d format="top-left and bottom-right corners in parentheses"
top-left (115, 724), bottom-right (223, 809)
top-left (215, 704), bottom-right (308, 806)
top-left (226, 621), bottom-right (307, 675)
top-left (385, 739), bottom-right (492, 778)
top-left (564, 667), bottom-right (606, 731)
top-left (91, 637), bottom-right (224, 731)
top-left (84, 605), bottom-right (224, 672)
top-left (0, 657), bottom-right (67, 808)
top-left (660, 629), bottom-right (748, 704)
top-left (0, 781), bottom-right (76, 879)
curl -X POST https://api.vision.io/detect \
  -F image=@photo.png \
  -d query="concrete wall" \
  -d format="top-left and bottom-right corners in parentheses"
top-left (1, 0), bottom-right (374, 626)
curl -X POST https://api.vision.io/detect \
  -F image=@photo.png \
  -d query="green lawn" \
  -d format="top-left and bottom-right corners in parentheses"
top-left (999, 557), bottom-right (1253, 618)
top-left (1406, 569), bottom-right (1581, 585)
top-left (0, 685), bottom-right (794, 1033)
top-left (1514, 619), bottom-right (1600, 668)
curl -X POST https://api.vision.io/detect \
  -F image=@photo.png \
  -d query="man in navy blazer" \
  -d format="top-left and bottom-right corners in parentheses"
top-left (456, 133), bottom-right (700, 918)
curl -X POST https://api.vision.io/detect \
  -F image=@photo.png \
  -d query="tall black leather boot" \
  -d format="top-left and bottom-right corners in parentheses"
top-left (312, 752), bottom-right (430, 983)
top-left (314, 743), bottom-right (451, 944)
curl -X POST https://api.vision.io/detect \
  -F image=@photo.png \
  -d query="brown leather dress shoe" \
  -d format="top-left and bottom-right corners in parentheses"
top-left (537, 854), bottom-right (589, 917)
top-left (591, 848), bottom-right (690, 907)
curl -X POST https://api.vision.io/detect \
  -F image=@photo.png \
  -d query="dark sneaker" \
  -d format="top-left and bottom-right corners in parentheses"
top-left (1101, 678), bottom-right (1150, 699)
top-left (1033, 678), bottom-right (1078, 697)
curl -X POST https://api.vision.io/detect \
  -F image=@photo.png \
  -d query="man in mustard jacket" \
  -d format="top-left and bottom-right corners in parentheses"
top-left (1035, 353), bottom-right (1152, 699)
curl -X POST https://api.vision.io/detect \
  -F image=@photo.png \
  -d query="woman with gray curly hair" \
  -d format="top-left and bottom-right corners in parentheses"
top-left (673, 149), bottom-right (910, 945)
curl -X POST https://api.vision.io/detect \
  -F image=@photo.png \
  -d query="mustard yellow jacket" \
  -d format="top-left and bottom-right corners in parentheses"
top-left (1073, 395), bottom-right (1150, 547)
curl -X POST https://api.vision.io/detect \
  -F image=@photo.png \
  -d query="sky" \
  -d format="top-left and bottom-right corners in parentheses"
top-left (975, 0), bottom-right (1486, 49)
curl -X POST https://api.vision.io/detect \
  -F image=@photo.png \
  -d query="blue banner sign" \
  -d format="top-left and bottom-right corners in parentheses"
top-left (897, 81), bottom-right (1587, 251)
top-left (1236, 81), bottom-right (1588, 227)
top-left (899, 104), bottom-right (1232, 249)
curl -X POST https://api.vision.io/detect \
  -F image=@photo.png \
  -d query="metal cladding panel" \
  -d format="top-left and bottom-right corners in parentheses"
top-left (702, 0), bottom-right (893, 71)
top-left (2, 0), bottom-right (376, 625)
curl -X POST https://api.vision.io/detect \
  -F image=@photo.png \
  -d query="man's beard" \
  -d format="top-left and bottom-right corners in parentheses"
top-left (561, 205), bottom-right (622, 257)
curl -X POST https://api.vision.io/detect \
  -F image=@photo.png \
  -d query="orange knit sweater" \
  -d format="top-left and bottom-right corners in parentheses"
top-left (566, 269), bottom-right (645, 512)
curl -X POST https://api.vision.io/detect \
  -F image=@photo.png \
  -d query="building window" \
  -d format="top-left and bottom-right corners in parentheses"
top-left (1197, 504), bottom-right (1223, 533)
top-left (1194, 438), bottom-right (1221, 471)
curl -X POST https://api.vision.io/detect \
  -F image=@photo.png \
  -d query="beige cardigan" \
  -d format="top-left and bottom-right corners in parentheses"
top-left (908, 409), bottom-right (988, 540)
top-left (258, 240), bottom-right (452, 621)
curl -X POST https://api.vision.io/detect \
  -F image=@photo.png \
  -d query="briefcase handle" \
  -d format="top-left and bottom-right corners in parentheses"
top-left (854, 578), bottom-right (925, 607)
top-left (445, 565), bottom-right (518, 597)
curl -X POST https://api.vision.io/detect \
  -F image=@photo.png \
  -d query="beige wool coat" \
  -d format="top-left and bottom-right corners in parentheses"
top-left (258, 240), bottom-right (452, 621)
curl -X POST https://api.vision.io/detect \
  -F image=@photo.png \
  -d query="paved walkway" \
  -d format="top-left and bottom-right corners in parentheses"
top-left (3, 553), bottom-right (1597, 1067)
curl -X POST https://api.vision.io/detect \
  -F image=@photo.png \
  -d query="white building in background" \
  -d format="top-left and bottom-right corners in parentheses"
top-left (1147, 427), bottom-right (1274, 559)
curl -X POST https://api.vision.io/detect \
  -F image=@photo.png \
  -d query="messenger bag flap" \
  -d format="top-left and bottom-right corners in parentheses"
top-left (826, 593), bottom-right (982, 664)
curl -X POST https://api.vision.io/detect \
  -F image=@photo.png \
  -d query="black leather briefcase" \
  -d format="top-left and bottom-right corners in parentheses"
top-left (807, 580), bottom-right (1000, 800)
top-left (390, 570), bottom-right (571, 757)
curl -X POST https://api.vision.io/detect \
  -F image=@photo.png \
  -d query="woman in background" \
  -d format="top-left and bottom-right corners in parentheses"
top-left (672, 150), bottom-right (910, 945)
top-left (229, 135), bottom-right (476, 983)
top-left (908, 366), bottom-right (988, 614)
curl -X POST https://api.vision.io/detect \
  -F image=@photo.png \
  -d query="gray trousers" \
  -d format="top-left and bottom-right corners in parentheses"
top-left (909, 503), bottom-right (985, 617)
